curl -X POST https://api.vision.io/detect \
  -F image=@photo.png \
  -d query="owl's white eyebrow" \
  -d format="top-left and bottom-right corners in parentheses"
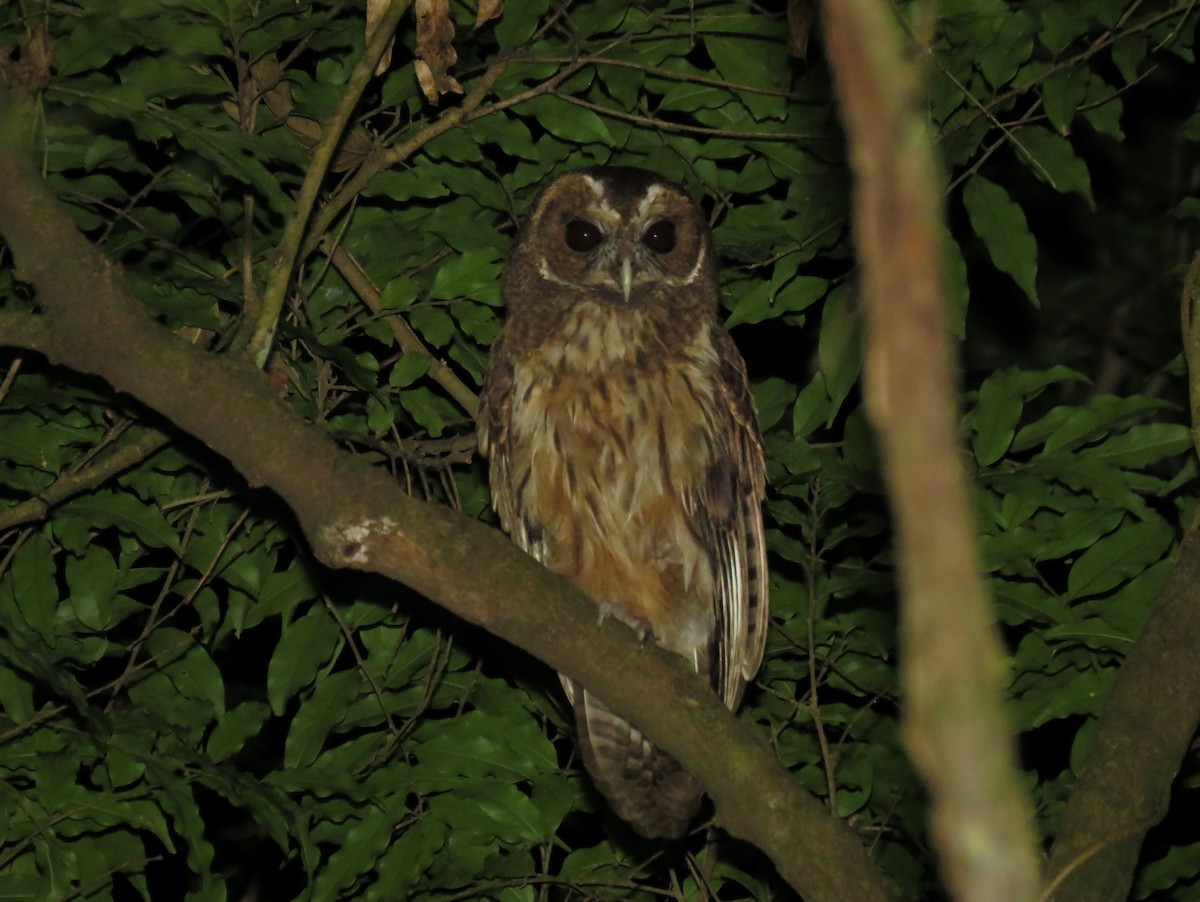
top-left (636, 184), bottom-right (665, 218)
top-left (581, 175), bottom-right (621, 221)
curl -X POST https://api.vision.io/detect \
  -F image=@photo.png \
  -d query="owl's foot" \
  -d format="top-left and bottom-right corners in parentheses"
top-left (596, 602), bottom-right (655, 644)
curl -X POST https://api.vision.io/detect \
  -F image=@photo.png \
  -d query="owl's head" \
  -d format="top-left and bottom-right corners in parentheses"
top-left (507, 166), bottom-right (716, 310)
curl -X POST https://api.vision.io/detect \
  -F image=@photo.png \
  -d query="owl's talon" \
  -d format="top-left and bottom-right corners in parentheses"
top-left (596, 602), bottom-right (655, 644)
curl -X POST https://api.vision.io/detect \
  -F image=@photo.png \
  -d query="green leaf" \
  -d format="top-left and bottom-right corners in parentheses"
top-left (285, 670), bottom-right (362, 768)
top-left (208, 701), bottom-right (271, 763)
top-left (268, 606), bottom-right (340, 715)
top-left (408, 306), bottom-right (456, 349)
top-left (1090, 423), bottom-right (1192, 469)
top-left (311, 797), bottom-right (407, 902)
top-left (520, 97), bottom-right (613, 146)
top-left (817, 284), bottom-right (862, 416)
top-left (962, 175), bottom-right (1040, 307)
top-left (494, 0), bottom-right (551, 48)
top-left (64, 546), bottom-right (123, 631)
top-left (144, 627), bottom-right (226, 718)
top-left (390, 353), bottom-right (432, 388)
top-left (412, 711), bottom-right (558, 787)
top-left (371, 817), bottom-right (448, 898)
top-left (61, 490), bottom-right (181, 552)
top-left (1067, 517), bottom-right (1174, 600)
top-left (725, 276), bottom-right (826, 328)
top-left (1040, 6), bottom-right (1089, 54)
top-left (0, 533), bottom-right (59, 642)
top-left (753, 378), bottom-right (798, 433)
top-left (399, 386), bottom-right (448, 437)
top-left (1135, 842), bottom-right (1200, 898)
top-left (1041, 68), bottom-right (1089, 133)
top-left (430, 250), bottom-right (503, 304)
top-left (1013, 126), bottom-right (1095, 206)
top-left (967, 374), bottom-right (1023, 466)
top-left (431, 783), bottom-right (545, 844)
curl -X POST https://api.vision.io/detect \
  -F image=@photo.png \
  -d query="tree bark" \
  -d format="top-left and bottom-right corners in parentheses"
top-left (820, 3), bottom-right (1042, 900)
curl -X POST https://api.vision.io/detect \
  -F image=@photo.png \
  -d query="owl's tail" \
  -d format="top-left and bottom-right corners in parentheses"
top-left (572, 685), bottom-right (704, 839)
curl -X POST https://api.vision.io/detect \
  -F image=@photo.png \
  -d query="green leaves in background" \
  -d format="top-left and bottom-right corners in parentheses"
top-left (963, 175), bottom-right (1041, 307)
top-left (1, 0), bottom-right (1198, 898)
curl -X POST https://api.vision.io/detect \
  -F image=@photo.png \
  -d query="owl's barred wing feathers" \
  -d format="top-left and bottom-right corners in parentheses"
top-left (688, 327), bottom-right (769, 709)
top-left (477, 339), bottom-right (548, 565)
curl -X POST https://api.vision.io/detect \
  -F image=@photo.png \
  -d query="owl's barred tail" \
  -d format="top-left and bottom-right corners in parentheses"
top-left (574, 687), bottom-right (703, 839)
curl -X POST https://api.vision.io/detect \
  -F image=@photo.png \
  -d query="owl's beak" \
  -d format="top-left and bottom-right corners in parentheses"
top-left (618, 256), bottom-right (633, 302)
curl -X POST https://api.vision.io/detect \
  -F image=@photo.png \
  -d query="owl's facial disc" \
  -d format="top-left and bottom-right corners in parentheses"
top-left (560, 217), bottom-right (681, 303)
top-left (529, 172), bottom-right (707, 307)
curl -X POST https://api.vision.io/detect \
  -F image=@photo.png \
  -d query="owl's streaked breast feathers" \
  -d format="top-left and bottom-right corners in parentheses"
top-left (478, 166), bottom-right (768, 839)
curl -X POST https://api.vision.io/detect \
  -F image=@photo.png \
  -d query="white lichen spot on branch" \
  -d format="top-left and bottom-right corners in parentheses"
top-left (323, 516), bottom-right (402, 566)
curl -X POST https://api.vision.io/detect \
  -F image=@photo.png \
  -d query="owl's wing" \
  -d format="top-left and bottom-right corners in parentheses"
top-left (477, 336), bottom-right (548, 566)
top-left (688, 327), bottom-right (769, 710)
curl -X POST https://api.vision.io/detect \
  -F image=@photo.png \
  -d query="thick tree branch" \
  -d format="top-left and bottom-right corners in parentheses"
top-left (1041, 258), bottom-right (1200, 900)
top-left (1043, 527), bottom-right (1200, 900)
top-left (0, 87), bottom-right (891, 902)
top-left (0, 311), bottom-right (54, 354)
top-left (820, 3), bottom-right (1041, 900)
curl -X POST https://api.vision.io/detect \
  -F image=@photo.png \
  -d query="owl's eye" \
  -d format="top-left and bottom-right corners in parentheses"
top-left (642, 220), bottom-right (677, 253)
top-left (565, 219), bottom-right (603, 253)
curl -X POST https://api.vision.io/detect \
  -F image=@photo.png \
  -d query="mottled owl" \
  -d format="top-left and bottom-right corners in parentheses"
top-left (478, 166), bottom-right (768, 839)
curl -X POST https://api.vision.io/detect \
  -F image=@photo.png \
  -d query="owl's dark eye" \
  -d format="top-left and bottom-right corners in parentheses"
top-left (642, 220), bottom-right (677, 253)
top-left (565, 219), bottom-right (603, 253)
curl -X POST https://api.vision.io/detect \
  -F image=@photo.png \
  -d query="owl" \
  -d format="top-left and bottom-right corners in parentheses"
top-left (478, 166), bottom-right (768, 839)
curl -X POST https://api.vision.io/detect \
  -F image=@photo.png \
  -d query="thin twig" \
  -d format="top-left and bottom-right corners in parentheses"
top-left (245, 0), bottom-right (415, 365)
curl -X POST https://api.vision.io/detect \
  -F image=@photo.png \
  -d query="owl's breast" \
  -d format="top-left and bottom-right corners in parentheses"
top-left (506, 305), bottom-right (722, 655)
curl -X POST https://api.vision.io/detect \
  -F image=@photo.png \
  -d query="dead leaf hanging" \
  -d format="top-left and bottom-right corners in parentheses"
top-left (414, 0), bottom-right (462, 104)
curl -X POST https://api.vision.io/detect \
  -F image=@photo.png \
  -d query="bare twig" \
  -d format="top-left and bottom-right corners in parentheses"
top-left (245, 0), bottom-right (415, 366)
top-left (323, 240), bottom-right (479, 416)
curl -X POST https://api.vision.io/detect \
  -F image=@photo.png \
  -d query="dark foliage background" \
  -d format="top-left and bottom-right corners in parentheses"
top-left (1, 0), bottom-right (1199, 899)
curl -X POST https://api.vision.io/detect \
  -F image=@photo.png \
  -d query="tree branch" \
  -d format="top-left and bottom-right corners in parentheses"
top-left (0, 428), bottom-right (170, 532)
top-left (0, 311), bottom-right (55, 355)
top-left (1041, 256), bottom-right (1200, 901)
top-left (820, 2), bottom-right (1041, 899)
top-left (322, 240), bottom-right (479, 417)
top-left (245, 0), bottom-right (414, 365)
top-left (0, 85), bottom-right (891, 902)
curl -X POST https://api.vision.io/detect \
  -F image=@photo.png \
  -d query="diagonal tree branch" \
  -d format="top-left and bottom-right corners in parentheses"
top-left (0, 84), bottom-right (891, 902)
top-left (245, 0), bottom-right (414, 365)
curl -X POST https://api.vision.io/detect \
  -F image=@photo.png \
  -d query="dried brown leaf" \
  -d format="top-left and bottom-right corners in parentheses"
top-left (475, 0), bottom-right (503, 29)
top-left (332, 129), bottom-right (375, 172)
top-left (366, 0), bottom-right (396, 75)
top-left (251, 59), bottom-right (293, 118)
top-left (285, 116), bottom-right (374, 172)
top-left (414, 0), bottom-right (463, 103)
top-left (286, 115), bottom-right (323, 150)
top-left (787, 0), bottom-right (815, 61)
